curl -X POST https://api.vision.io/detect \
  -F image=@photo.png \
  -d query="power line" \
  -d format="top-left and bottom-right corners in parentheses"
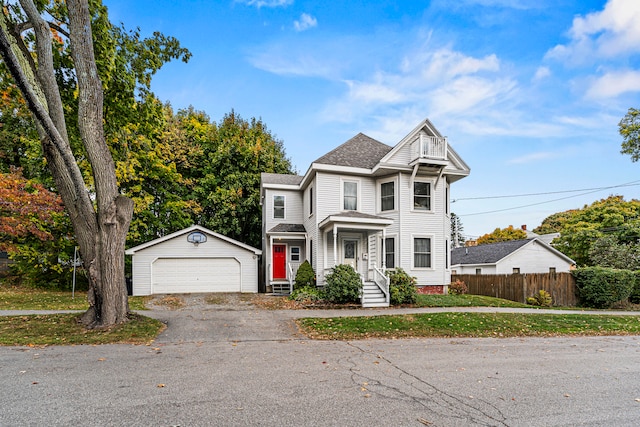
top-left (452, 180), bottom-right (640, 203)
top-left (456, 180), bottom-right (640, 217)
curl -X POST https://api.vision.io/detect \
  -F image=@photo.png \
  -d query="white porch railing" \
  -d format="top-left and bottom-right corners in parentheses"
top-left (411, 134), bottom-right (447, 161)
top-left (371, 264), bottom-right (390, 304)
top-left (287, 263), bottom-right (294, 294)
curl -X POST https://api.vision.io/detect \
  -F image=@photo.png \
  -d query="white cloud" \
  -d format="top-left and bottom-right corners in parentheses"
top-left (533, 66), bottom-right (550, 81)
top-left (507, 151), bottom-right (553, 164)
top-left (236, 0), bottom-right (293, 8)
top-left (546, 0), bottom-right (640, 64)
top-left (293, 13), bottom-right (317, 32)
top-left (584, 70), bottom-right (640, 99)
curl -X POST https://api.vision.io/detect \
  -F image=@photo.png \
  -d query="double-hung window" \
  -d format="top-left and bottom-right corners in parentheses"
top-left (380, 181), bottom-right (395, 211)
top-left (384, 237), bottom-right (395, 269)
top-left (273, 195), bottom-right (285, 219)
top-left (343, 181), bottom-right (358, 211)
top-left (414, 181), bottom-right (431, 211)
top-left (414, 237), bottom-right (432, 268)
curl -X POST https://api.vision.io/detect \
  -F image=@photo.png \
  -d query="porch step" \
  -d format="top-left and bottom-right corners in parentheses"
top-left (271, 281), bottom-right (292, 295)
top-left (361, 281), bottom-right (389, 308)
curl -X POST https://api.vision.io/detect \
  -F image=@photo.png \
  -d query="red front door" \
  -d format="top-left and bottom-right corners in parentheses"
top-left (273, 244), bottom-right (286, 279)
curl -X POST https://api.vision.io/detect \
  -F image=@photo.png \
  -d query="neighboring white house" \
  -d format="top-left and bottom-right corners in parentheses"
top-left (451, 238), bottom-right (575, 275)
top-left (260, 118), bottom-right (470, 306)
top-left (126, 225), bottom-right (262, 295)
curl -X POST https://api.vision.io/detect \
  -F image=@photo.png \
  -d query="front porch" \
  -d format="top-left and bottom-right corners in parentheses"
top-left (319, 212), bottom-right (394, 307)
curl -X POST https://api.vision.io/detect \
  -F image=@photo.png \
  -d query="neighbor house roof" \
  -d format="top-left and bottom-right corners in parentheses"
top-left (313, 133), bottom-right (393, 169)
top-left (451, 238), bottom-right (575, 266)
top-left (260, 173), bottom-right (303, 186)
top-left (451, 239), bottom-right (534, 265)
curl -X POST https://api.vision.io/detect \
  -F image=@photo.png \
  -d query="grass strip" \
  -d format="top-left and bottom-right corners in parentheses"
top-left (415, 294), bottom-right (531, 308)
top-left (0, 287), bottom-right (148, 311)
top-left (297, 312), bottom-right (640, 340)
top-left (0, 313), bottom-right (164, 346)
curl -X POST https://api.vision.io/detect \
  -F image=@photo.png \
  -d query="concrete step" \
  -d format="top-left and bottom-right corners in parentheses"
top-left (362, 301), bottom-right (390, 308)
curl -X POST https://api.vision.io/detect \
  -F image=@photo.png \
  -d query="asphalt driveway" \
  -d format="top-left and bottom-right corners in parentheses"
top-left (2, 294), bottom-right (640, 426)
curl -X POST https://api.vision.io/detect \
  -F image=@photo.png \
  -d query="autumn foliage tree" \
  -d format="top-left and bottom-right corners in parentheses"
top-left (0, 168), bottom-right (76, 286)
top-left (476, 225), bottom-right (527, 245)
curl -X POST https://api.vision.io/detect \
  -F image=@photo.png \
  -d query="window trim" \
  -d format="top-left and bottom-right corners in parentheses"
top-left (309, 186), bottom-right (314, 217)
top-left (412, 179), bottom-right (434, 212)
top-left (341, 178), bottom-right (360, 211)
top-left (273, 195), bottom-right (285, 219)
top-left (378, 178), bottom-right (397, 213)
top-left (290, 246), bottom-right (301, 262)
top-left (383, 236), bottom-right (396, 269)
top-left (412, 235), bottom-right (434, 270)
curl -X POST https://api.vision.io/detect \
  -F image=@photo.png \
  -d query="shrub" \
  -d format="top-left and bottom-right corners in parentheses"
top-left (527, 289), bottom-right (553, 307)
top-left (294, 260), bottom-right (316, 290)
top-left (324, 264), bottom-right (362, 304)
top-left (572, 267), bottom-right (635, 308)
top-left (386, 268), bottom-right (417, 305)
top-left (631, 271), bottom-right (640, 304)
top-left (289, 285), bottom-right (324, 303)
top-left (448, 279), bottom-right (468, 295)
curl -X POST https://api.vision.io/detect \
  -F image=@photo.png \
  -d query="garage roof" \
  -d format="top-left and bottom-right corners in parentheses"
top-left (125, 225), bottom-right (262, 255)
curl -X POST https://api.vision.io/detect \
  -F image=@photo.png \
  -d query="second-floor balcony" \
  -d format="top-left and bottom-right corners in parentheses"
top-left (410, 134), bottom-right (448, 163)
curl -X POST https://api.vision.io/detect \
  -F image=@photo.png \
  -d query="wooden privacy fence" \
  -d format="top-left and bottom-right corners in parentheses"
top-left (452, 273), bottom-right (578, 306)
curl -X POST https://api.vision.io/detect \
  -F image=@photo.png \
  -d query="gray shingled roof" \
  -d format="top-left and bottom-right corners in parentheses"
top-left (313, 133), bottom-right (393, 169)
top-left (268, 224), bottom-right (307, 233)
top-left (451, 239), bottom-right (533, 265)
top-left (261, 173), bottom-right (303, 185)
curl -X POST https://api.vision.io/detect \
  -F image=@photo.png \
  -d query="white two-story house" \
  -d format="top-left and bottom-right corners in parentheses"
top-left (260, 119), bottom-right (470, 306)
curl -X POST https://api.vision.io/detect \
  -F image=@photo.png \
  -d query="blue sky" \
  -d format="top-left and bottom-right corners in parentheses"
top-left (104, 0), bottom-right (640, 239)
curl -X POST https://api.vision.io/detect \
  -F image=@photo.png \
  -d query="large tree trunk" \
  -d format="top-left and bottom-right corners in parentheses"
top-left (0, 0), bottom-right (133, 328)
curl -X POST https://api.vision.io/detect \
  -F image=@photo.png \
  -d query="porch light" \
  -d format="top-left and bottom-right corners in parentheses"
top-left (187, 231), bottom-right (207, 246)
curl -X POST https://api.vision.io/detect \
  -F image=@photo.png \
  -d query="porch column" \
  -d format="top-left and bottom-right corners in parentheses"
top-left (269, 235), bottom-right (274, 281)
top-left (381, 229), bottom-right (386, 269)
top-left (333, 225), bottom-right (338, 267)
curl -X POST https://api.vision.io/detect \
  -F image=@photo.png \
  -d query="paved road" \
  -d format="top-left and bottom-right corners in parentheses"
top-left (2, 297), bottom-right (640, 426)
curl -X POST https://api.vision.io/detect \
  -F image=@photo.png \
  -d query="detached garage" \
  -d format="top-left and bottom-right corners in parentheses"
top-left (125, 225), bottom-right (262, 295)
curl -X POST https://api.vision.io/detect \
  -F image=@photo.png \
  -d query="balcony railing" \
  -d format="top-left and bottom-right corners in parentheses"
top-left (411, 134), bottom-right (447, 162)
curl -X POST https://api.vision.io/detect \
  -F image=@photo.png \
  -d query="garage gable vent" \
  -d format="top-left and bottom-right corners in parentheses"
top-left (187, 231), bottom-right (207, 246)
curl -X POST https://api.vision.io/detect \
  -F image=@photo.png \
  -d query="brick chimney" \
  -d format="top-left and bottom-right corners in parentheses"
top-left (521, 224), bottom-right (527, 231)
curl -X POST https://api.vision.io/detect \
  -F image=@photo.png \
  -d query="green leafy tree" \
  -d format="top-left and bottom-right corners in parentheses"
top-left (537, 196), bottom-right (640, 266)
top-left (194, 110), bottom-right (293, 248)
top-left (477, 225), bottom-right (527, 245)
top-left (620, 108), bottom-right (640, 162)
top-left (0, 0), bottom-right (189, 328)
top-left (588, 235), bottom-right (640, 271)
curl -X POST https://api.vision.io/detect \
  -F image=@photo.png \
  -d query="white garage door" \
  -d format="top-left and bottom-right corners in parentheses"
top-left (152, 257), bottom-right (241, 293)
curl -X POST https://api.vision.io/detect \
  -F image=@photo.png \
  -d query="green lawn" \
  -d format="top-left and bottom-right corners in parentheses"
top-left (415, 293), bottom-right (531, 308)
top-left (0, 313), bottom-right (164, 346)
top-left (0, 286), bottom-right (149, 311)
top-left (297, 312), bottom-right (640, 340)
